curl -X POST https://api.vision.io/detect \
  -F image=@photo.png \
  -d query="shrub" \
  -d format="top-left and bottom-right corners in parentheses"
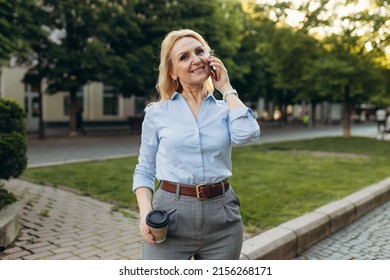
top-left (0, 98), bottom-right (27, 210)
top-left (0, 188), bottom-right (16, 208)
top-left (0, 98), bottom-right (26, 135)
top-left (0, 132), bottom-right (27, 179)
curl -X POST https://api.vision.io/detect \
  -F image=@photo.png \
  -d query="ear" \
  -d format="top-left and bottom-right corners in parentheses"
top-left (170, 72), bottom-right (177, 81)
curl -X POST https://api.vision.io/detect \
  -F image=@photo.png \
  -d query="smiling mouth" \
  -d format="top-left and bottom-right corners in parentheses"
top-left (191, 66), bottom-right (205, 73)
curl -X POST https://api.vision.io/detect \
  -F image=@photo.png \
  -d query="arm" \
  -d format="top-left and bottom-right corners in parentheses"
top-left (208, 56), bottom-right (260, 144)
top-left (135, 187), bottom-right (155, 244)
top-left (208, 56), bottom-right (246, 110)
top-left (132, 107), bottom-right (159, 243)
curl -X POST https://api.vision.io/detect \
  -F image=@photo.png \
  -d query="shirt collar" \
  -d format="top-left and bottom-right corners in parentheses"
top-left (170, 92), bottom-right (181, 100)
top-left (170, 91), bottom-right (216, 102)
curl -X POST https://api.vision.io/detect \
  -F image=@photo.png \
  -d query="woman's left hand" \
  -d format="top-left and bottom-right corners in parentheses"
top-left (207, 56), bottom-right (234, 94)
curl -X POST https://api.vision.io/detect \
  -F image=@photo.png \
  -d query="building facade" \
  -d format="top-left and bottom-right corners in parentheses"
top-left (0, 66), bottom-right (145, 132)
top-left (1, 66), bottom-right (349, 133)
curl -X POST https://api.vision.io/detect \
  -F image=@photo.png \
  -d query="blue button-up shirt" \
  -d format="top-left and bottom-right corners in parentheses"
top-left (133, 92), bottom-right (260, 192)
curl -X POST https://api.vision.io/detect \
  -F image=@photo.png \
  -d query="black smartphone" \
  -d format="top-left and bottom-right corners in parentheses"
top-left (210, 64), bottom-right (218, 81)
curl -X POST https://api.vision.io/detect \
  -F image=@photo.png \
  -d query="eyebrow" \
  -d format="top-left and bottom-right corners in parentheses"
top-left (176, 45), bottom-right (205, 58)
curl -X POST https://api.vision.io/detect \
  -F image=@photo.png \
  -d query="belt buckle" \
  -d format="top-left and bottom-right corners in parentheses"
top-left (196, 184), bottom-right (207, 200)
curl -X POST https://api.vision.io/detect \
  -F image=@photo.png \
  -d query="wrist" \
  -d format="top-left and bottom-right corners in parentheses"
top-left (140, 208), bottom-right (152, 219)
top-left (223, 88), bottom-right (238, 101)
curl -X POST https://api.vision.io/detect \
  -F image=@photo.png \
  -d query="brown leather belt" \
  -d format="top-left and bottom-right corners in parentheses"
top-left (160, 180), bottom-right (229, 200)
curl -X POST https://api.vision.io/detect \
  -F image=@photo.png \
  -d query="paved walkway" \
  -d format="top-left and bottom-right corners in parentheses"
top-left (297, 199), bottom-right (390, 259)
top-left (1, 179), bottom-right (143, 260)
top-left (1, 123), bottom-right (389, 260)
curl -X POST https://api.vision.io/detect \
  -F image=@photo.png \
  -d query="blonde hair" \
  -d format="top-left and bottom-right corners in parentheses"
top-left (156, 29), bottom-right (214, 101)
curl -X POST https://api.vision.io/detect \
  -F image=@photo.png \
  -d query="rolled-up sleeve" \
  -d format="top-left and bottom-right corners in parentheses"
top-left (229, 107), bottom-right (261, 144)
top-left (132, 108), bottom-right (158, 193)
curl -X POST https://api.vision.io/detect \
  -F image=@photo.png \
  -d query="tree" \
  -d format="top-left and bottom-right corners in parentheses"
top-left (266, 28), bottom-right (322, 123)
top-left (307, 44), bottom-right (384, 136)
top-left (132, 0), bottom-right (243, 97)
top-left (41, 0), bottom-right (110, 135)
top-left (0, 0), bottom-right (22, 62)
top-left (254, 0), bottom-right (389, 135)
top-left (19, 1), bottom-right (54, 139)
top-left (232, 1), bottom-right (274, 103)
top-left (306, 0), bottom-right (389, 137)
top-left (0, 0), bottom-right (39, 63)
top-left (236, 1), bottom-right (327, 123)
top-left (0, 1), bottom-right (53, 139)
top-left (94, 0), bottom-right (151, 98)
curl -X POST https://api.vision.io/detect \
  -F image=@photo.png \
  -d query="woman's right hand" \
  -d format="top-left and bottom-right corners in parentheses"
top-left (139, 212), bottom-right (155, 244)
top-left (135, 187), bottom-right (155, 244)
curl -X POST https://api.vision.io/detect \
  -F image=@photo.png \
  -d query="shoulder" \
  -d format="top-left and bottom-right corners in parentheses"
top-left (144, 102), bottom-right (160, 119)
top-left (143, 99), bottom-right (173, 119)
top-left (144, 102), bottom-right (158, 113)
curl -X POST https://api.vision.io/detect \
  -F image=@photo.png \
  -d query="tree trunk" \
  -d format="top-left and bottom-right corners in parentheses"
top-left (311, 100), bottom-right (317, 127)
top-left (281, 104), bottom-right (288, 124)
top-left (342, 84), bottom-right (352, 138)
top-left (69, 89), bottom-right (77, 136)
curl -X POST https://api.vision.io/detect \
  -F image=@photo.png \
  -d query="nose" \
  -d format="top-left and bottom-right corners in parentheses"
top-left (191, 54), bottom-right (202, 64)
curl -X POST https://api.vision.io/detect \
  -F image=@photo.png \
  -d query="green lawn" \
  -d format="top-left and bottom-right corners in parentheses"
top-left (22, 137), bottom-right (390, 232)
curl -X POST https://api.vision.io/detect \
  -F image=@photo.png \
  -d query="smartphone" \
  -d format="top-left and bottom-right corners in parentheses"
top-left (210, 64), bottom-right (218, 81)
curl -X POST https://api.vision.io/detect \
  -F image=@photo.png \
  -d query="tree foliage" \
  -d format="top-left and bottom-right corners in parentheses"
top-left (1, 0), bottom-right (389, 136)
top-left (0, 0), bottom-right (39, 63)
top-left (37, 0), bottom-right (111, 134)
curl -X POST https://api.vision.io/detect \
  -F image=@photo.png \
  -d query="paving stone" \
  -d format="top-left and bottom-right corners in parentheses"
top-left (297, 199), bottom-right (390, 260)
top-left (23, 251), bottom-right (54, 260)
top-left (21, 240), bottom-right (50, 249)
top-left (1, 179), bottom-right (141, 260)
top-left (1, 249), bottom-right (32, 259)
top-left (31, 244), bottom-right (59, 254)
top-left (50, 246), bottom-right (77, 254)
top-left (97, 248), bottom-right (125, 258)
top-left (45, 252), bottom-right (76, 260)
top-left (77, 248), bottom-right (105, 259)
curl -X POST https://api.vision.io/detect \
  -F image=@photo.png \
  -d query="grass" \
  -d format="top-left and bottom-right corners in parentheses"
top-left (22, 137), bottom-right (390, 232)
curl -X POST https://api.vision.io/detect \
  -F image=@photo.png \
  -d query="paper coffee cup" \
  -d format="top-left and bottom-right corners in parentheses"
top-left (146, 209), bottom-right (170, 243)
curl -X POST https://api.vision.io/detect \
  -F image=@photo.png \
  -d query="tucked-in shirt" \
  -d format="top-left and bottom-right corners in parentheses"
top-left (132, 92), bottom-right (260, 193)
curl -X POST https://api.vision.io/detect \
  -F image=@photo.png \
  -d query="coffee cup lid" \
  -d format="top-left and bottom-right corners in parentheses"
top-left (146, 210), bottom-right (170, 228)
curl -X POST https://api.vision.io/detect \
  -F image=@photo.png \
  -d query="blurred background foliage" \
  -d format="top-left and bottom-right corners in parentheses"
top-left (0, 0), bottom-right (389, 136)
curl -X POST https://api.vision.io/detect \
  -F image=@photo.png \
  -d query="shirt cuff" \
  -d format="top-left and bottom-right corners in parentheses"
top-left (229, 107), bottom-right (257, 121)
top-left (132, 177), bottom-right (155, 193)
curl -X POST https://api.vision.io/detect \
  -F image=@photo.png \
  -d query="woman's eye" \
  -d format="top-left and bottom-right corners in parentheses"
top-left (196, 49), bottom-right (205, 55)
top-left (180, 55), bottom-right (188, 61)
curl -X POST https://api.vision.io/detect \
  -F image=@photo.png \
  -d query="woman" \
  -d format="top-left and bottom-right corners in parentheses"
top-left (133, 29), bottom-right (260, 260)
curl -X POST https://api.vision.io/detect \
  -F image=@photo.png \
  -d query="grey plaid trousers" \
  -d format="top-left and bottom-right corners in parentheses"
top-left (143, 184), bottom-right (243, 260)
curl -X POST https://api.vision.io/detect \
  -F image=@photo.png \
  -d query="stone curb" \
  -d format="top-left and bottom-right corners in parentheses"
top-left (27, 153), bottom-right (138, 169)
top-left (0, 202), bottom-right (20, 249)
top-left (240, 176), bottom-right (390, 260)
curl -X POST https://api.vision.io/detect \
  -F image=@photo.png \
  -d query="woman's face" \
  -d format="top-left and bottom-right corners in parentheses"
top-left (170, 36), bottom-right (211, 88)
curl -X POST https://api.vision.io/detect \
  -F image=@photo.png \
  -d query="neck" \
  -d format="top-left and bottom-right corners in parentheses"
top-left (181, 87), bottom-right (207, 105)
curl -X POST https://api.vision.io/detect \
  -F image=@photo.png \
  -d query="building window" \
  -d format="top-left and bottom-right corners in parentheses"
top-left (64, 90), bottom-right (84, 116)
top-left (25, 82), bottom-right (39, 93)
top-left (103, 86), bottom-right (119, 115)
top-left (135, 96), bottom-right (146, 116)
top-left (25, 84), bottom-right (40, 117)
